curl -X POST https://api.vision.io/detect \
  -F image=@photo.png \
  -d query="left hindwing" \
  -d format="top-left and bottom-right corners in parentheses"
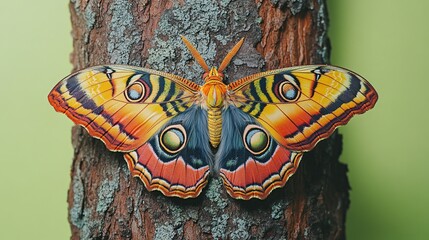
top-left (228, 65), bottom-right (378, 151)
top-left (124, 106), bottom-right (212, 199)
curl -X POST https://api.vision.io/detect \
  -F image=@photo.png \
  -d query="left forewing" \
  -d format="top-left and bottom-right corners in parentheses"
top-left (48, 65), bottom-right (200, 152)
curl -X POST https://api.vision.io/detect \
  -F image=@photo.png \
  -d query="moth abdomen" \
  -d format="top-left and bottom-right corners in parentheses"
top-left (207, 107), bottom-right (223, 148)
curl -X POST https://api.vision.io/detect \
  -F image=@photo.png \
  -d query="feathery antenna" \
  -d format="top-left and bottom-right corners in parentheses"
top-left (218, 38), bottom-right (244, 72)
top-left (180, 35), bottom-right (210, 72)
top-left (180, 36), bottom-right (244, 73)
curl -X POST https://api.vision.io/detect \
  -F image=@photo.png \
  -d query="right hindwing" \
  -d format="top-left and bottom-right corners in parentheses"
top-left (217, 106), bottom-right (303, 200)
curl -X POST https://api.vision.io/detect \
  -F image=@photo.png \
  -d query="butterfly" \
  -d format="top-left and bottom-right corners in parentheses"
top-left (48, 36), bottom-right (378, 200)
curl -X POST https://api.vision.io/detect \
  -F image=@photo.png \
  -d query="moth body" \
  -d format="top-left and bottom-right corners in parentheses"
top-left (201, 67), bottom-right (227, 148)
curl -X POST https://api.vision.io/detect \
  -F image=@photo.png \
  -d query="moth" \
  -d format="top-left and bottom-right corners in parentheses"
top-left (48, 36), bottom-right (378, 200)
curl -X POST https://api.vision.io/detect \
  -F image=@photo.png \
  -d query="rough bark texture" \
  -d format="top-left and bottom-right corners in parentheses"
top-left (67, 0), bottom-right (349, 239)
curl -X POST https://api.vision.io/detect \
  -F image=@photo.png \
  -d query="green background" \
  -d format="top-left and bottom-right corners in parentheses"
top-left (0, 0), bottom-right (427, 239)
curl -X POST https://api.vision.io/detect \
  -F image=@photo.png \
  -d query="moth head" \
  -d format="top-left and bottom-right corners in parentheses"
top-left (203, 67), bottom-right (224, 82)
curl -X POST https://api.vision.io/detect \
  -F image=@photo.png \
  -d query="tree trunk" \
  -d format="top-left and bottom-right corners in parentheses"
top-left (67, 0), bottom-right (348, 239)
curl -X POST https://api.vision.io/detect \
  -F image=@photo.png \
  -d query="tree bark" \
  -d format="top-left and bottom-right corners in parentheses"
top-left (67, 0), bottom-right (349, 239)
